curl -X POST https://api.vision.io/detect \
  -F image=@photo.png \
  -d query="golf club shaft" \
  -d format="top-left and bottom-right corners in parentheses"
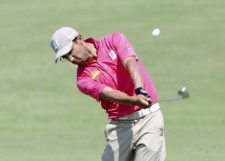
top-left (158, 96), bottom-right (183, 103)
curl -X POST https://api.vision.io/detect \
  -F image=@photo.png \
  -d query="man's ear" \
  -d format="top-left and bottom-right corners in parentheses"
top-left (76, 34), bottom-right (84, 44)
top-left (77, 34), bottom-right (83, 40)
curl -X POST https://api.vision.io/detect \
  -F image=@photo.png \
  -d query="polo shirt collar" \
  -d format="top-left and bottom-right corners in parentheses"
top-left (83, 38), bottom-right (99, 66)
top-left (85, 38), bottom-right (99, 51)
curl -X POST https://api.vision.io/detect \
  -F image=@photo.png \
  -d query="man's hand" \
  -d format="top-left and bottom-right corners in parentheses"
top-left (130, 95), bottom-right (151, 109)
top-left (135, 87), bottom-right (152, 106)
top-left (135, 87), bottom-right (150, 97)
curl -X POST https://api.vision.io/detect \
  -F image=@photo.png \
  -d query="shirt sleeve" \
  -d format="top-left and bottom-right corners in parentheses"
top-left (112, 32), bottom-right (138, 61)
top-left (77, 77), bottom-right (106, 102)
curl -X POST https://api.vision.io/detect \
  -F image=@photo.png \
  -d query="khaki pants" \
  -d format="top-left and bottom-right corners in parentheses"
top-left (102, 110), bottom-right (166, 161)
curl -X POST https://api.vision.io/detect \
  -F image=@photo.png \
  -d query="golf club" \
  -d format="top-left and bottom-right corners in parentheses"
top-left (159, 87), bottom-right (190, 103)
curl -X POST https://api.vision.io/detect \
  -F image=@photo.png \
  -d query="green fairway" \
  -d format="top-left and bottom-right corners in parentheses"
top-left (0, 0), bottom-right (225, 161)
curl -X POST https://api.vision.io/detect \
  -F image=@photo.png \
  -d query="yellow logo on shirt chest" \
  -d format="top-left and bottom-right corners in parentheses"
top-left (91, 70), bottom-right (101, 79)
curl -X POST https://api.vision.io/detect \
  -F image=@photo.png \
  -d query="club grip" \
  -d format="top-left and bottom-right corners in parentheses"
top-left (135, 87), bottom-right (150, 97)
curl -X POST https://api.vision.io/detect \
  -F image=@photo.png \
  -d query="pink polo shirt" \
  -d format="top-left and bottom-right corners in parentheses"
top-left (77, 32), bottom-right (158, 119)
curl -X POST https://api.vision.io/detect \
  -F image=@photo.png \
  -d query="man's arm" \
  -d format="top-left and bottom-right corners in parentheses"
top-left (123, 56), bottom-right (152, 102)
top-left (111, 32), bottom-right (151, 103)
top-left (100, 86), bottom-right (151, 108)
top-left (123, 56), bottom-right (143, 89)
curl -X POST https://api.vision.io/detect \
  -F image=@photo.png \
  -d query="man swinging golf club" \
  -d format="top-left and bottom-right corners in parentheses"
top-left (50, 27), bottom-right (166, 161)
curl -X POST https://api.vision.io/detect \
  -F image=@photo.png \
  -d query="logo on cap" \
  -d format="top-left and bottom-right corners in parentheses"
top-left (51, 40), bottom-right (60, 52)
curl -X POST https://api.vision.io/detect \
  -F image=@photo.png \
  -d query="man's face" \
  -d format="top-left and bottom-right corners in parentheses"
top-left (62, 41), bottom-right (89, 66)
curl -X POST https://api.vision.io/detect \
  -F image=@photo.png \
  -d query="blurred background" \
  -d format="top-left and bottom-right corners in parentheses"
top-left (0, 0), bottom-right (225, 161)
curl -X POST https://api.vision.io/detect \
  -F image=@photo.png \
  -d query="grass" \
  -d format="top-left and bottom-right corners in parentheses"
top-left (0, 0), bottom-right (225, 160)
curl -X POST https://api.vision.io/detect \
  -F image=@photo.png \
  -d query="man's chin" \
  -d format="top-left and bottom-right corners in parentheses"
top-left (77, 61), bottom-right (85, 66)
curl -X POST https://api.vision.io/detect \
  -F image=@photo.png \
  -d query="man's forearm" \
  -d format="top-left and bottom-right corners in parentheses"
top-left (123, 56), bottom-right (151, 100)
top-left (123, 57), bottom-right (143, 89)
top-left (100, 86), bottom-right (150, 108)
top-left (100, 86), bottom-right (135, 105)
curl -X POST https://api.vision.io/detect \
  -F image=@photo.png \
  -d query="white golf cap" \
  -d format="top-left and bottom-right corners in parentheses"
top-left (50, 27), bottom-right (78, 63)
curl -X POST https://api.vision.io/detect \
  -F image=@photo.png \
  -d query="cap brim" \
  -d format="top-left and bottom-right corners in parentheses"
top-left (55, 41), bottom-right (73, 63)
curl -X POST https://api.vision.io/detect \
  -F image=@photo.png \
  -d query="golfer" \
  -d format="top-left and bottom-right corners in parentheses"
top-left (50, 27), bottom-right (166, 161)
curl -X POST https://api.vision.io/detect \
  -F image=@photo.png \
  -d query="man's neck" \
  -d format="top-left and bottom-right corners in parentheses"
top-left (87, 42), bottom-right (97, 58)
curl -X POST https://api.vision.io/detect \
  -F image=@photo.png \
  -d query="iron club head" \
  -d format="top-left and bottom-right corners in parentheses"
top-left (178, 87), bottom-right (190, 99)
top-left (158, 87), bottom-right (190, 103)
